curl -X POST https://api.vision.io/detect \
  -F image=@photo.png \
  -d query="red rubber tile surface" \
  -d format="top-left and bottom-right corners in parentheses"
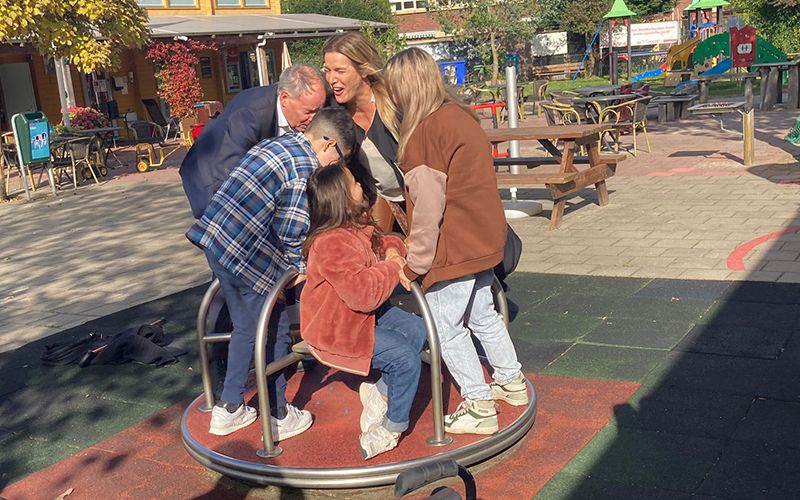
top-left (1, 373), bottom-right (637, 499)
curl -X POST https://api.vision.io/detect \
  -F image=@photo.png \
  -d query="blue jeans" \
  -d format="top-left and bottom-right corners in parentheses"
top-left (372, 306), bottom-right (426, 433)
top-left (206, 252), bottom-right (293, 416)
top-left (425, 269), bottom-right (522, 401)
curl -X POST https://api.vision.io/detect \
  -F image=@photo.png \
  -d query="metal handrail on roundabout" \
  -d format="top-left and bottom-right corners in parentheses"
top-left (182, 269), bottom-right (536, 489)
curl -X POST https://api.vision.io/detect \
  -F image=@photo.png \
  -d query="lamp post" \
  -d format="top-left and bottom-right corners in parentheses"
top-left (603, 0), bottom-right (637, 85)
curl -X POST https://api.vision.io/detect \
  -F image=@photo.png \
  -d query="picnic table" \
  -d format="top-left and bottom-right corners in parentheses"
top-left (573, 85), bottom-right (620, 97)
top-left (485, 125), bottom-right (624, 230)
top-left (751, 60), bottom-right (800, 111)
top-left (696, 72), bottom-right (759, 110)
top-left (651, 94), bottom-right (698, 122)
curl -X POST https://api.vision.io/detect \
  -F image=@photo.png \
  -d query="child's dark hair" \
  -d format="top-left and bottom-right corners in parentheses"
top-left (302, 164), bottom-right (382, 259)
top-left (306, 107), bottom-right (377, 206)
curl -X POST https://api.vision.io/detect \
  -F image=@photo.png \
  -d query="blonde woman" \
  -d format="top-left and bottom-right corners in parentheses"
top-left (384, 48), bottom-right (528, 435)
top-left (323, 32), bottom-right (403, 232)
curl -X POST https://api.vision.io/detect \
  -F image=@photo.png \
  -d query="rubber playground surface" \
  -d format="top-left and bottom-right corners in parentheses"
top-left (3, 270), bottom-right (800, 499)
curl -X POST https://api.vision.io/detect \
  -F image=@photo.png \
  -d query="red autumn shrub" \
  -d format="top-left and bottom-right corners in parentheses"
top-left (146, 40), bottom-right (217, 119)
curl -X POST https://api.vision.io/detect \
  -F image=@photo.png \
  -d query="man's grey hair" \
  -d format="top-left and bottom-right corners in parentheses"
top-left (278, 64), bottom-right (327, 98)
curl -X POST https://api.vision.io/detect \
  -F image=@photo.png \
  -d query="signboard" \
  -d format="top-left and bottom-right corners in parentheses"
top-left (731, 26), bottom-right (757, 68)
top-left (531, 32), bottom-right (568, 57)
top-left (29, 120), bottom-right (50, 162)
top-left (602, 21), bottom-right (680, 48)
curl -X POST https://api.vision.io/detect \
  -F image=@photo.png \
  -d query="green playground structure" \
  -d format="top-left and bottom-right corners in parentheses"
top-left (786, 116), bottom-right (800, 146)
top-left (692, 32), bottom-right (787, 72)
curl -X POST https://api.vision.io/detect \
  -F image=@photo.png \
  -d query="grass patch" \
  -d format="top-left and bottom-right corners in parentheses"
top-left (520, 74), bottom-right (760, 99)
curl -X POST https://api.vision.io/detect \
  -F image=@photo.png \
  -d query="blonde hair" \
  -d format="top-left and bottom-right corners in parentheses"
top-left (323, 32), bottom-right (399, 138)
top-left (384, 47), bottom-right (478, 162)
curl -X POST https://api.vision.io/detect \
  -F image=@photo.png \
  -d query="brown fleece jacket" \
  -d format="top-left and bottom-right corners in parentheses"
top-left (300, 226), bottom-right (406, 376)
top-left (399, 102), bottom-right (506, 291)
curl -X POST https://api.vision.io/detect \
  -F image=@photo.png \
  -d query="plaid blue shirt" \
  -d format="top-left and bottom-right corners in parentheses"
top-left (186, 134), bottom-right (318, 294)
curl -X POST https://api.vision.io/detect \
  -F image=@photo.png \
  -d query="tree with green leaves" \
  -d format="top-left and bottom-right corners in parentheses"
top-left (430, 0), bottom-right (539, 84)
top-left (732, 0), bottom-right (800, 54)
top-left (282, 0), bottom-right (402, 69)
top-left (0, 0), bottom-right (149, 73)
top-left (627, 0), bottom-right (676, 16)
top-left (560, 0), bottom-right (610, 77)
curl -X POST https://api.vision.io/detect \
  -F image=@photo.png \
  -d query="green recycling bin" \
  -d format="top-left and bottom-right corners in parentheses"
top-left (11, 112), bottom-right (51, 165)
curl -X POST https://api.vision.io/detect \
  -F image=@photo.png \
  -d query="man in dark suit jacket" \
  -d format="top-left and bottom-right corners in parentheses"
top-left (180, 65), bottom-right (328, 219)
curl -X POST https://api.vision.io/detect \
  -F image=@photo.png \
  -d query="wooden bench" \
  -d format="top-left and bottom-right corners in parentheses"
top-left (530, 62), bottom-right (583, 81)
top-left (486, 125), bottom-right (620, 229)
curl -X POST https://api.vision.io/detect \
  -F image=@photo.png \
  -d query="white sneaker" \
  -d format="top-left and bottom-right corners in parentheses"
top-left (444, 399), bottom-right (498, 435)
top-left (359, 382), bottom-right (388, 433)
top-left (271, 404), bottom-right (313, 441)
top-left (359, 424), bottom-right (400, 460)
top-left (209, 404), bottom-right (257, 436)
top-left (490, 374), bottom-right (529, 407)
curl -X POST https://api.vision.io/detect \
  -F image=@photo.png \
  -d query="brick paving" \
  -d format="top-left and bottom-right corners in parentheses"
top-left (2, 106), bottom-right (800, 352)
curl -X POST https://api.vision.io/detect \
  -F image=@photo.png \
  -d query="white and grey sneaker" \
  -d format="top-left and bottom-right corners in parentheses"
top-left (490, 374), bottom-right (529, 407)
top-left (359, 424), bottom-right (400, 460)
top-left (209, 404), bottom-right (257, 436)
top-left (359, 382), bottom-right (388, 433)
top-left (444, 399), bottom-right (499, 435)
top-left (271, 404), bottom-right (313, 441)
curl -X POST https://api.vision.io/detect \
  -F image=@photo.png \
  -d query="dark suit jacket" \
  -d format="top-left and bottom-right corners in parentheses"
top-left (180, 85), bottom-right (280, 219)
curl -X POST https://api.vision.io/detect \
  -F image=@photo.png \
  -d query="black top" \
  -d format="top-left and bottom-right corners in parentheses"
top-left (355, 111), bottom-right (398, 167)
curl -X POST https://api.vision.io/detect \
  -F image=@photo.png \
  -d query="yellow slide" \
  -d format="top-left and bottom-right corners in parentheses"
top-left (663, 38), bottom-right (700, 86)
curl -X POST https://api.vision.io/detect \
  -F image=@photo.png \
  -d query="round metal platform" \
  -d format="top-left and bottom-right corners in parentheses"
top-left (181, 370), bottom-right (536, 489)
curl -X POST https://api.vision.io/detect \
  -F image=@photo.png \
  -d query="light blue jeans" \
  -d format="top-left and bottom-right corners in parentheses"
top-left (425, 270), bottom-right (522, 401)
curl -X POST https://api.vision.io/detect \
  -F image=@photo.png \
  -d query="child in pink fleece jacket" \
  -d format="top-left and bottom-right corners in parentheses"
top-left (300, 164), bottom-right (426, 460)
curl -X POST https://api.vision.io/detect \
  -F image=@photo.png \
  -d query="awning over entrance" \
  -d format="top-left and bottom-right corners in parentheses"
top-left (148, 14), bottom-right (387, 39)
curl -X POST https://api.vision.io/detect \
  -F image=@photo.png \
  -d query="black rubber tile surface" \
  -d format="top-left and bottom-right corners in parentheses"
top-left (583, 317), bottom-right (695, 350)
top-left (673, 323), bottom-right (792, 359)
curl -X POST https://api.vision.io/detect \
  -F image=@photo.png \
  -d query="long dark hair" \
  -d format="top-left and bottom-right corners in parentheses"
top-left (302, 164), bottom-right (382, 259)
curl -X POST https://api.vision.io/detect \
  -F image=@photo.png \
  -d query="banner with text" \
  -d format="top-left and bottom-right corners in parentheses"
top-left (601, 21), bottom-right (680, 48)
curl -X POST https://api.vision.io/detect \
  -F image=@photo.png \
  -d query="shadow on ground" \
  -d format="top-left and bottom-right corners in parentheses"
top-left (0, 283), bottom-right (208, 488)
top-left (527, 220), bottom-right (800, 498)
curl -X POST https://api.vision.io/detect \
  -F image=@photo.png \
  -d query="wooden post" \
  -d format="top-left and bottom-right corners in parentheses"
top-left (626, 17), bottom-right (632, 82)
top-left (743, 109), bottom-right (755, 167)
top-left (744, 77), bottom-right (754, 111)
top-left (699, 80), bottom-right (709, 104)
top-left (788, 64), bottom-right (799, 109)
top-left (608, 22), bottom-right (616, 86)
top-left (764, 67), bottom-right (779, 111)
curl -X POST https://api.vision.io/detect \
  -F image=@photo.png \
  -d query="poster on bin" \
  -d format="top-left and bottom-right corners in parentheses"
top-left (29, 121), bottom-right (50, 162)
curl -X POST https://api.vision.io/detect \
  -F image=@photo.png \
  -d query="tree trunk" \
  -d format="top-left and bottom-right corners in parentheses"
top-left (585, 33), bottom-right (597, 77)
top-left (490, 30), bottom-right (499, 85)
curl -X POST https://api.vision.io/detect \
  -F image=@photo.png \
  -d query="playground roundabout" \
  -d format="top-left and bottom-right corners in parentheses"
top-left (181, 270), bottom-right (537, 489)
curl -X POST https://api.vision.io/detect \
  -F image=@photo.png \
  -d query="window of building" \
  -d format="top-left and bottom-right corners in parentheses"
top-left (136, 0), bottom-right (197, 6)
top-left (216, 0), bottom-right (268, 6)
top-left (391, 0), bottom-right (425, 12)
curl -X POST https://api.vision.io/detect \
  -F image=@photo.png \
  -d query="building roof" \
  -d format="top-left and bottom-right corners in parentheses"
top-left (148, 14), bottom-right (387, 39)
top-left (604, 0), bottom-right (637, 19)
top-left (396, 12), bottom-right (443, 34)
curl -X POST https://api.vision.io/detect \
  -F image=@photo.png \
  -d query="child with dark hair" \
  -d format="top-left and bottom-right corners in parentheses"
top-left (300, 165), bottom-right (425, 460)
top-left (187, 107), bottom-right (361, 439)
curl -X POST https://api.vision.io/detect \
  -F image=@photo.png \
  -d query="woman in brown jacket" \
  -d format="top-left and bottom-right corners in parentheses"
top-left (385, 48), bottom-right (529, 436)
top-left (300, 165), bottom-right (425, 460)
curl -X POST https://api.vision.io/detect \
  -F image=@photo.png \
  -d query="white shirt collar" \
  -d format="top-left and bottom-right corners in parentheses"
top-left (275, 98), bottom-right (292, 136)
